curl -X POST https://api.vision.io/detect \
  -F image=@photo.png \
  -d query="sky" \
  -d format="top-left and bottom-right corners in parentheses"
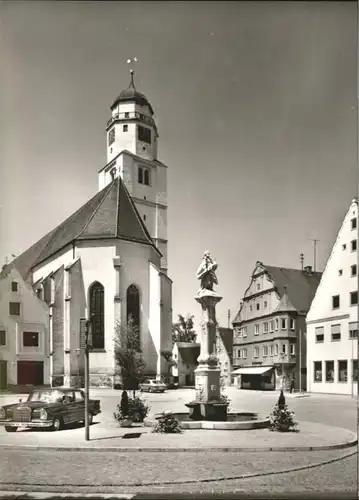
top-left (0, 1), bottom-right (357, 328)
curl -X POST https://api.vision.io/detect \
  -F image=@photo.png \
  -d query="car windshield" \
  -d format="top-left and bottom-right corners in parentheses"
top-left (27, 390), bottom-right (65, 403)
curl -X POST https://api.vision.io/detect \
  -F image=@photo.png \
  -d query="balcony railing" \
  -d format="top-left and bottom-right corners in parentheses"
top-left (107, 111), bottom-right (155, 129)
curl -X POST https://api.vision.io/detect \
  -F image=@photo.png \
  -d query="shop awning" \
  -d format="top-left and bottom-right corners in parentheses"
top-left (231, 366), bottom-right (273, 376)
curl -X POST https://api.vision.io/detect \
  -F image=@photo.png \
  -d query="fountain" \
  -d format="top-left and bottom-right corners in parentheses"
top-left (144, 251), bottom-right (270, 431)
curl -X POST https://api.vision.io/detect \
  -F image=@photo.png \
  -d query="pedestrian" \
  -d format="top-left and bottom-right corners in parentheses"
top-left (290, 376), bottom-right (295, 394)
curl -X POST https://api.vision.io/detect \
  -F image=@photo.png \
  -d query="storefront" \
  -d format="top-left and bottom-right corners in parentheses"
top-left (232, 365), bottom-right (275, 391)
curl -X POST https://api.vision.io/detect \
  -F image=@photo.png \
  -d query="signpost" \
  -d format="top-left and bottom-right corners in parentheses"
top-left (80, 316), bottom-right (93, 441)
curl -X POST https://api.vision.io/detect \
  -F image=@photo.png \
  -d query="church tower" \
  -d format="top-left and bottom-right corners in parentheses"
top-left (98, 65), bottom-right (168, 273)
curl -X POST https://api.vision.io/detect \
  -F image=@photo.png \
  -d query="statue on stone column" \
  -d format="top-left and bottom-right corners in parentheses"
top-left (196, 251), bottom-right (218, 293)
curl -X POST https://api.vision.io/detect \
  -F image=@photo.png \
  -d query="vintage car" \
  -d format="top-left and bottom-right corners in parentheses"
top-left (139, 379), bottom-right (167, 393)
top-left (0, 388), bottom-right (101, 432)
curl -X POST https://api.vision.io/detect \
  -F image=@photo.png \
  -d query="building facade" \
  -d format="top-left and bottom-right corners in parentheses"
top-left (306, 199), bottom-right (358, 395)
top-left (172, 342), bottom-right (200, 386)
top-left (0, 267), bottom-right (50, 390)
top-left (232, 262), bottom-right (321, 391)
top-left (0, 71), bottom-right (173, 389)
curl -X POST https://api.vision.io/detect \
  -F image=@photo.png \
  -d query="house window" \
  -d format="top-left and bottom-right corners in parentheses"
top-left (143, 214), bottom-right (146, 221)
top-left (11, 281), bottom-right (18, 292)
top-left (123, 124), bottom-right (128, 132)
top-left (274, 344), bottom-right (278, 355)
top-left (256, 283), bottom-right (260, 291)
top-left (0, 331), bottom-right (5, 346)
top-left (264, 300), bottom-right (267, 309)
top-left (125, 112), bottom-right (130, 118)
top-left (89, 282), bottom-right (105, 350)
top-left (342, 244), bottom-right (347, 250)
top-left (290, 344), bottom-right (295, 356)
top-left (249, 305), bottom-right (252, 312)
top-left (269, 320), bottom-right (274, 332)
top-left (138, 166), bottom-right (150, 186)
top-left (254, 324), bottom-right (259, 335)
top-left (315, 326), bottom-right (324, 343)
top-left (243, 348), bottom-right (247, 359)
top-left (242, 327), bottom-right (247, 338)
top-left (256, 303), bottom-right (260, 311)
top-left (331, 324), bottom-right (341, 342)
top-left (281, 318), bottom-right (287, 330)
top-left (263, 346), bottom-right (268, 357)
top-left (281, 343), bottom-right (287, 355)
top-left (290, 318), bottom-right (295, 330)
top-left (9, 302), bottom-right (20, 316)
top-left (338, 360), bottom-right (348, 382)
top-left (314, 361), bottom-right (322, 382)
top-left (254, 347), bottom-right (259, 358)
top-left (350, 291), bottom-right (358, 306)
top-left (351, 265), bottom-right (357, 277)
top-left (349, 322), bottom-right (358, 339)
top-left (137, 125), bottom-right (151, 144)
top-left (325, 361), bottom-right (334, 382)
top-left (352, 359), bottom-right (358, 382)
top-left (338, 269), bottom-right (343, 276)
top-left (263, 322), bottom-right (269, 334)
top-left (23, 331), bottom-right (39, 347)
top-left (238, 349), bottom-right (241, 359)
top-left (351, 239), bottom-right (357, 252)
top-left (270, 345), bottom-right (274, 356)
top-left (351, 217), bottom-right (357, 230)
top-left (332, 295), bottom-right (340, 309)
top-left (108, 128), bottom-right (115, 145)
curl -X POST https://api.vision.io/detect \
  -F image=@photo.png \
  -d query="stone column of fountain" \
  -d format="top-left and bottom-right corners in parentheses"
top-left (186, 251), bottom-right (229, 422)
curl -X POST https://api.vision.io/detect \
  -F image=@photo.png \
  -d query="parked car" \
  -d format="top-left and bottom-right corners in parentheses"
top-left (0, 388), bottom-right (101, 432)
top-left (139, 379), bottom-right (167, 393)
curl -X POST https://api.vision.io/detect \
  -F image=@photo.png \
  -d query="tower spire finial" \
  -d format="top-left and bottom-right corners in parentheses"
top-left (127, 57), bottom-right (139, 90)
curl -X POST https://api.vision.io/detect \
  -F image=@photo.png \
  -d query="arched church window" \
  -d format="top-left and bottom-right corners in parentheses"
top-left (89, 282), bottom-right (105, 349)
top-left (126, 284), bottom-right (140, 351)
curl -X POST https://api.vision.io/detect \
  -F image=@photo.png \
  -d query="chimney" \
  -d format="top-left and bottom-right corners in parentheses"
top-left (303, 265), bottom-right (312, 274)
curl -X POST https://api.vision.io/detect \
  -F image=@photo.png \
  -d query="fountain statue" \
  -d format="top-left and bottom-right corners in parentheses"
top-left (185, 251), bottom-right (228, 421)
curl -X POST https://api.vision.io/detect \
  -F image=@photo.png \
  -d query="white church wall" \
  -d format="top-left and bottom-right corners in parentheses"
top-left (149, 262), bottom-right (162, 377)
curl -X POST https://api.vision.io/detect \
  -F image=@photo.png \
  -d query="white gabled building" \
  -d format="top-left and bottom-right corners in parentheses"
top-left (306, 198), bottom-right (358, 395)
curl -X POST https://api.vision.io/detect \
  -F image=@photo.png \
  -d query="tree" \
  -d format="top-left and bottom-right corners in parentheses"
top-left (114, 315), bottom-right (146, 398)
top-left (172, 314), bottom-right (197, 344)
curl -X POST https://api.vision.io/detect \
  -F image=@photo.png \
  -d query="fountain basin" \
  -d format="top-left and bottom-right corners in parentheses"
top-left (144, 412), bottom-right (270, 430)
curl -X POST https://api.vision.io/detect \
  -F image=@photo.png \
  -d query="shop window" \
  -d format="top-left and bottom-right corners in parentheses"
top-left (338, 360), bottom-right (348, 382)
top-left (325, 361), bottom-right (334, 382)
top-left (314, 361), bottom-right (322, 382)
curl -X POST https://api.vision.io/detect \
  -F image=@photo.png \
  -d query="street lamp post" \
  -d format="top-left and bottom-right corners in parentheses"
top-left (80, 316), bottom-right (93, 441)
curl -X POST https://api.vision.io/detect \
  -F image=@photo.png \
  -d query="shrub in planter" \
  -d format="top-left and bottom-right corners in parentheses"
top-left (113, 390), bottom-right (133, 427)
top-left (128, 396), bottom-right (150, 423)
top-left (152, 410), bottom-right (182, 434)
top-left (269, 390), bottom-right (298, 432)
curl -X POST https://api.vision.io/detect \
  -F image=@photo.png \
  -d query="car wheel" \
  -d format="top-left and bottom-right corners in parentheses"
top-left (52, 417), bottom-right (63, 431)
top-left (5, 426), bottom-right (16, 433)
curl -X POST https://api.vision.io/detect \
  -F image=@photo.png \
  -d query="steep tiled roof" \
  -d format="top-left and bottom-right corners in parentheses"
top-left (273, 286), bottom-right (297, 313)
top-left (265, 265), bottom-right (322, 313)
top-left (218, 327), bottom-right (233, 356)
top-left (2, 177), bottom-right (159, 282)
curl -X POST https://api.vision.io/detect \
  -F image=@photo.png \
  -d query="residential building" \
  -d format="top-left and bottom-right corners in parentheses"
top-left (0, 267), bottom-right (50, 390)
top-left (232, 262), bottom-right (321, 391)
top-left (0, 69), bottom-right (172, 389)
top-left (172, 342), bottom-right (200, 386)
top-left (306, 198), bottom-right (358, 395)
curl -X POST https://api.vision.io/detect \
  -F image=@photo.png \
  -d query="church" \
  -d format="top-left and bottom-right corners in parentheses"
top-left (0, 69), bottom-right (173, 390)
